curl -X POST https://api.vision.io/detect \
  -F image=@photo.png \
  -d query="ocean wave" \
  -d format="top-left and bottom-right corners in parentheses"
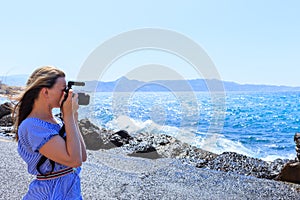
top-left (105, 115), bottom-right (258, 158)
top-left (198, 133), bottom-right (256, 157)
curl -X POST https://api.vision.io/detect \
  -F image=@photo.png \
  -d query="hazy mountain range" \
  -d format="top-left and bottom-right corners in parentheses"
top-left (1, 74), bottom-right (300, 92)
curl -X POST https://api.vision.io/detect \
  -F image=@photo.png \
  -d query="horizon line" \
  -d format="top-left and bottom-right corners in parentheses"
top-left (0, 73), bottom-right (300, 88)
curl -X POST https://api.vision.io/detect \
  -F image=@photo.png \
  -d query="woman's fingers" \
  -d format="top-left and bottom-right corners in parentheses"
top-left (67, 89), bottom-right (73, 101)
top-left (72, 93), bottom-right (79, 111)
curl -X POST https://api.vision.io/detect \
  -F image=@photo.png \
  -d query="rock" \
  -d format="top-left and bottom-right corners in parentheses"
top-left (276, 162), bottom-right (300, 183)
top-left (197, 152), bottom-right (289, 180)
top-left (294, 133), bottom-right (300, 161)
top-left (0, 102), bottom-right (12, 119)
top-left (0, 84), bottom-right (23, 96)
top-left (121, 132), bottom-right (217, 163)
top-left (0, 102), bottom-right (13, 128)
top-left (78, 119), bottom-right (133, 150)
top-left (275, 133), bottom-right (300, 184)
top-left (128, 145), bottom-right (161, 159)
top-left (109, 130), bottom-right (133, 147)
top-left (78, 118), bottom-right (105, 150)
top-left (0, 115), bottom-right (13, 127)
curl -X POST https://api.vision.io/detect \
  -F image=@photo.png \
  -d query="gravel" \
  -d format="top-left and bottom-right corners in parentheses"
top-left (1, 138), bottom-right (300, 200)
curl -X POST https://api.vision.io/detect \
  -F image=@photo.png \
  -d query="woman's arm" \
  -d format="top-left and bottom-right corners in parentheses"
top-left (39, 90), bottom-right (84, 168)
top-left (74, 111), bottom-right (87, 162)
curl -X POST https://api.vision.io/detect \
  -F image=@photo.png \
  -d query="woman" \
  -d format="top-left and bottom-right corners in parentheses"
top-left (13, 66), bottom-right (87, 199)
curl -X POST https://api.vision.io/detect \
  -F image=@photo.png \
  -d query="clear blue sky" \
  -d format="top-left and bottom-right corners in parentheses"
top-left (0, 0), bottom-right (299, 86)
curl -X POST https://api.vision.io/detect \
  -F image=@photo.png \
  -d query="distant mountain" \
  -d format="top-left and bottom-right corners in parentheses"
top-left (82, 77), bottom-right (300, 92)
top-left (2, 75), bottom-right (300, 92)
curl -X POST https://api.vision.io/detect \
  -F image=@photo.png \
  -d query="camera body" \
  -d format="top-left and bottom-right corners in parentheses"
top-left (63, 81), bottom-right (90, 106)
top-left (77, 92), bottom-right (90, 105)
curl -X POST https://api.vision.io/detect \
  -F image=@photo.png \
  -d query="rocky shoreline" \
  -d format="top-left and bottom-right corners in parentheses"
top-left (0, 102), bottom-right (299, 181)
top-left (0, 82), bottom-right (23, 97)
top-left (77, 118), bottom-right (296, 181)
top-left (1, 102), bottom-right (300, 199)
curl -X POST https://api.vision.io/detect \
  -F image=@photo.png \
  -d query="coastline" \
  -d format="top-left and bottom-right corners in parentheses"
top-left (1, 138), bottom-right (300, 199)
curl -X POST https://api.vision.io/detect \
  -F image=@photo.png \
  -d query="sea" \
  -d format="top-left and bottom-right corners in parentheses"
top-left (2, 91), bottom-right (300, 161)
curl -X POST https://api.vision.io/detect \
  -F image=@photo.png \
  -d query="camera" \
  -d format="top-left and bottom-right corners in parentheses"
top-left (77, 92), bottom-right (90, 105)
top-left (62, 81), bottom-right (90, 106)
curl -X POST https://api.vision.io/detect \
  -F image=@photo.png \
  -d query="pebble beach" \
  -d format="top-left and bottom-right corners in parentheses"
top-left (1, 136), bottom-right (300, 200)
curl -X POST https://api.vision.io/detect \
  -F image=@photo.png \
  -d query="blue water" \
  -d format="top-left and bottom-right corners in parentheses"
top-left (2, 91), bottom-right (299, 161)
top-left (77, 91), bottom-right (300, 161)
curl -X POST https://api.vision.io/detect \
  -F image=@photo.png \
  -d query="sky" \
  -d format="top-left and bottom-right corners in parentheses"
top-left (0, 0), bottom-right (300, 86)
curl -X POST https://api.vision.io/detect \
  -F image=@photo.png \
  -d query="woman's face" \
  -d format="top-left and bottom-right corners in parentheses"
top-left (48, 77), bottom-right (67, 108)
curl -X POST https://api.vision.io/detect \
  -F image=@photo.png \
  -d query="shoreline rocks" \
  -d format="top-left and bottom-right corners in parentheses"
top-left (79, 118), bottom-right (296, 183)
top-left (197, 151), bottom-right (290, 179)
top-left (0, 83), bottom-right (23, 96)
top-left (0, 102), bottom-right (14, 138)
top-left (0, 102), bottom-right (13, 127)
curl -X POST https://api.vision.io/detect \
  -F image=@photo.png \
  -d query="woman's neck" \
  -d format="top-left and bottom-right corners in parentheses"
top-left (29, 102), bottom-right (56, 123)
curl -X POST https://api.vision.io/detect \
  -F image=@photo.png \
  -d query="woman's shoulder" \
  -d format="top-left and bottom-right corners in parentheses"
top-left (19, 117), bottom-right (62, 130)
top-left (18, 117), bottom-right (62, 142)
top-left (18, 117), bottom-right (63, 152)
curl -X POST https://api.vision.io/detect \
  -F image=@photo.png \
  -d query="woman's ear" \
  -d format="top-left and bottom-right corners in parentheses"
top-left (40, 88), bottom-right (49, 98)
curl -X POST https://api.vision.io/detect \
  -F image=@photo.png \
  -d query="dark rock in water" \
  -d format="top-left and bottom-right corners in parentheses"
top-left (197, 152), bottom-right (290, 180)
top-left (115, 130), bottom-right (132, 139)
top-left (0, 102), bottom-right (12, 119)
top-left (276, 161), bottom-right (300, 183)
top-left (109, 130), bottom-right (133, 147)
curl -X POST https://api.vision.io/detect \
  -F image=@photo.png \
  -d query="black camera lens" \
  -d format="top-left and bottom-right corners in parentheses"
top-left (78, 93), bottom-right (90, 105)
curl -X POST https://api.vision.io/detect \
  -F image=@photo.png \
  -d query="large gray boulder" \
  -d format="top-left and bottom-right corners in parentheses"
top-left (78, 119), bottom-right (134, 150)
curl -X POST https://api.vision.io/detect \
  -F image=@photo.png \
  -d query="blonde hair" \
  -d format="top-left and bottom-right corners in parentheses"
top-left (13, 66), bottom-right (65, 141)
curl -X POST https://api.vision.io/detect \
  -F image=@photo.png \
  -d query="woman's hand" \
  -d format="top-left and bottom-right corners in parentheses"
top-left (72, 93), bottom-right (79, 120)
top-left (62, 89), bottom-right (78, 118)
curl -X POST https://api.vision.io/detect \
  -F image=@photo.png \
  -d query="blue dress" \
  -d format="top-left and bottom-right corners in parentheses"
top-left (18, 117), bottom-right (82, 200)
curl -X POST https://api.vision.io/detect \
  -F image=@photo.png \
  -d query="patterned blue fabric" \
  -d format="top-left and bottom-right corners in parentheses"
top-left (18, 117), bottom-right (82, 200)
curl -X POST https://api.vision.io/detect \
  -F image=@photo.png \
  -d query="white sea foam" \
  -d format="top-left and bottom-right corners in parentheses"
top-left (106, 115), bottom-right (193, 140)
top-left (198, 133), bottom-right (256, 157)
top-left (265, 144), bottom-right (278, 148)
top-left (262, 154), bottom-right (295, 162)
top-left (105, 115), bottom-right (256, 157)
